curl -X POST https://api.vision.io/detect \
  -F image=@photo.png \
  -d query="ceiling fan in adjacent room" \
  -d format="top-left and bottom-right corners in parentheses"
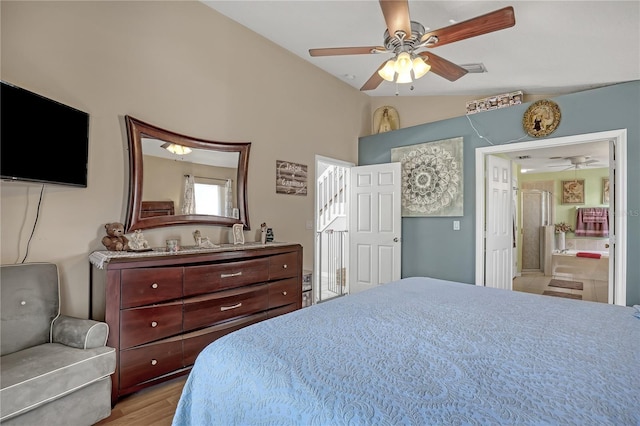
top-left (309, 0), bottom-right (516, 91)
top-left (549, 156), bottom-right (607, 172)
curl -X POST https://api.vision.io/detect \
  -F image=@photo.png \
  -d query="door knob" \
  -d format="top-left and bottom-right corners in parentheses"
top-left (393, 237), bottom-right (399, 242)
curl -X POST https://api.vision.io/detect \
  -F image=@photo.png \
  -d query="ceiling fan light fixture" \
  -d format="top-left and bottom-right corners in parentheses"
top-left (412, 56), bottom-right (430, 79)
top-left (394, 52), bottom-right (413, 74)
top-left (161, 142), bottom-right (192, 155)
top-left (378, 60), bottom-right (396, 81)
top-left (396, 69), bottom-right (413, 84)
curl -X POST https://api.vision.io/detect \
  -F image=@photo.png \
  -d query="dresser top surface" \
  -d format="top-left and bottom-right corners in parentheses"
top-left (90, 242), bottom-right (301, 270)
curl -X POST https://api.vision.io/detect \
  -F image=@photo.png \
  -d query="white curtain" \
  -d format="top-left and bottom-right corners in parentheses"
top-left (182, 174), bottom-right (196, 214)
top-left (225, 179), bottom-right (233, 217)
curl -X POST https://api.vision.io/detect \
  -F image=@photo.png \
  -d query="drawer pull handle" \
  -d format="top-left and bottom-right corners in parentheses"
top-left (282, 291), bottom-right (288, 296)
top-left (220, 302), bottom-right (242, 311)
top-left (283, 264), bottom-right (288, 269)
top-left (151, 359), bottom-right (158, 366)
top-left (151, 321), bottom-right (158, 327)
top-left (221, 272), bottom-right (242, 278)
top-left (151, 283), bottom-right (159, 289)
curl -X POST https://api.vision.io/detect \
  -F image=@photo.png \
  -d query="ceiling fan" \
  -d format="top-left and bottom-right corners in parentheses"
top-left (549, 156), bottom-right (605, 172)
top-left (309, 0), bottom-right (516, 91)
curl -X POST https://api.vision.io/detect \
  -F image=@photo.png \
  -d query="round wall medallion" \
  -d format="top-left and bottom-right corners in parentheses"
top-left (522, 99), bottom-right (561, 138)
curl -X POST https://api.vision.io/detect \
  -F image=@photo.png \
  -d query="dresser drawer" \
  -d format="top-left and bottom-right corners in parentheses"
top-left (183, 284), bottom-right (269, 331)
top-left (119, 337), bottom-right (182, 390)
top-left (182, 312), bottom-right (267, 366)
top-left (120, 302), bottom-right (183, 349)
top-left (269, 252), bottom-right (299, 280)
top-left (268, 278), bottom-right (300, 309)
top-left (184, 258), bottom-right (269, 296)
top-left (121, 267), bottom-right (183, 308)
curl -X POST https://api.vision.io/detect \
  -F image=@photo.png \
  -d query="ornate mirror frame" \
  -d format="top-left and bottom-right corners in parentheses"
top-left (124, 115), bottom-right (251, 232)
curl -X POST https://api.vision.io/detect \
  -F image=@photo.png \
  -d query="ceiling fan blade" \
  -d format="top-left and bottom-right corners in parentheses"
top-left (309, 46), bottom-right (385, 57)
top-left (418, 51), bottom-right (468, 81)
top-left (360, 62), bottom-right (386, 91)
top-left (420, 6), bottom-right (515, 48)
top-left (379, 0), bottom-right (412, 39)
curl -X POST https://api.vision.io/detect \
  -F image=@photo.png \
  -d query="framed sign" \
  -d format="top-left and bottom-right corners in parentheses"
top-left (276, 160), bottom-right (307, 196)
top-left (232, 223), bottom-right (244, 245)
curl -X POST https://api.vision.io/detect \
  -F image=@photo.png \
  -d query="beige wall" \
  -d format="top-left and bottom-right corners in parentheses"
top-left (0, 1), bottom-right (369, 317)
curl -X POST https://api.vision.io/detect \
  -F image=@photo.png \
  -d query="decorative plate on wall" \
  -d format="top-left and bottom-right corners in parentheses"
top-left (522, 99), bottom-right (561, 138)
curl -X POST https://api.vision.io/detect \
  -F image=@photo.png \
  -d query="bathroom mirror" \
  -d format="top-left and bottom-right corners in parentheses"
top-left (124, 115), bottom-right (251, 232)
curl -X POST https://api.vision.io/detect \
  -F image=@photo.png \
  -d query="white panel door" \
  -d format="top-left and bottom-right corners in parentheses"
top-left (485, 155), bottom-right (513, 290)
top-left (349, 162), bottom-right (401, 294)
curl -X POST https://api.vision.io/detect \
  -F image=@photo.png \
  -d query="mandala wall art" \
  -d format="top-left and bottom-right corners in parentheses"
top-left (391, 137), bottom-right (463, 217)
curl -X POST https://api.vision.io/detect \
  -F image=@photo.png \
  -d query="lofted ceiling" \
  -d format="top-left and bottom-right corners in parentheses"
top-left (200, 1), bottom-right (630, 172)
top-left (202, 1), bottom-right (640, 98)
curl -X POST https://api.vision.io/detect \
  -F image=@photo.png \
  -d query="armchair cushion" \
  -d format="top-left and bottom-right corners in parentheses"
top-left (51, 315), bottom-right (109, 349)
top-left (0, 343), bottom-right (116, 422)
top-left (0, 263), bottom-right (59, 356)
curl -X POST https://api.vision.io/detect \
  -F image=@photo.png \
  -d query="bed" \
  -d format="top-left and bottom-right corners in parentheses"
top-left (172, 277), bottom-right (640, 425)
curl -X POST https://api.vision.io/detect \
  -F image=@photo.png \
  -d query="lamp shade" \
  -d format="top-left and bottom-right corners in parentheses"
top-left (394, 52), bottom-right (413, 74)
top-left (412, 56), bottom-right (431, 79)
top-left (161, 142), bottom-right (192, 155)
top-left (378, 60), bottom-right (396, 82)
top-left (396, 69), bottom-right (413, 84)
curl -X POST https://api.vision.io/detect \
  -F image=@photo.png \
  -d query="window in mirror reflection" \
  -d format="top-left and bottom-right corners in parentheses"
top-left (193, 178), bottom-right (231, 216)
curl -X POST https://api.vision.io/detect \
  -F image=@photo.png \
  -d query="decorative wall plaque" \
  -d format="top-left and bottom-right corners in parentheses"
top-left (391, 137), bottom-right (464, 217)
top-left (276, 160), bottom-right (307, 196)
top-left (523, 99), bottom-right (561, 138)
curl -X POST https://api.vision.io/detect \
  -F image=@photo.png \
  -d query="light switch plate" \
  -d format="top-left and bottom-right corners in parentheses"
top-left (453, 220), bottom-right (460, 231)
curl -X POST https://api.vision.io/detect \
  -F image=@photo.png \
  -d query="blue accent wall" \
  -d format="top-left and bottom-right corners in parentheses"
top-left (358, 81), bottom-right (639, 306)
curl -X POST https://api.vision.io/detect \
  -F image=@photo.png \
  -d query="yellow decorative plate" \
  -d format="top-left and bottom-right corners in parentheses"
top-left (522, 99), bottom-right (561, 138)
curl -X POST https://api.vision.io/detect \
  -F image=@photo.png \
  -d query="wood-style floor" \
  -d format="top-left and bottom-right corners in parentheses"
top-left (95, 377), bottom-right (187, 426)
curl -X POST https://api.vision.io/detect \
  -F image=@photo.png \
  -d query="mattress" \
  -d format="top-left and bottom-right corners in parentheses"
top-left (172, 277), bottom-right (640, 425)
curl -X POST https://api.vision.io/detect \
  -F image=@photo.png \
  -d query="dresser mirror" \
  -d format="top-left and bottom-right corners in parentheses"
top-left (124, 115), bottom-right (251, 232)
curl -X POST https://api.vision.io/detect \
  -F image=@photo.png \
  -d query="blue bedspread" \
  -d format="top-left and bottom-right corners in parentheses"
top-left (173, 277), bottom-right (640, 425)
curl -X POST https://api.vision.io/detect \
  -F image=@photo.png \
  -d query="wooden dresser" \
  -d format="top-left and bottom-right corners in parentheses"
top-left (90, 243), bottom-right (302, 404)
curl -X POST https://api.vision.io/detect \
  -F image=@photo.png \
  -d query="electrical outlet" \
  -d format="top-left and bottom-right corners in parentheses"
top-left (453, 220), bottom-right (460, 231)
top-left (306, 220), bottom-right (313, 230)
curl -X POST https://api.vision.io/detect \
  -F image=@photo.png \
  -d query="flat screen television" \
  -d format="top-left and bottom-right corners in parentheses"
top-left (1, 81), bottom-right (89, 187)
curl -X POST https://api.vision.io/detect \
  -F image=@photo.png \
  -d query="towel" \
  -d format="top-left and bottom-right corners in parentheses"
top-left (576, 252), bottom-right (601, 259)
top-left (575, 207), bottom-right (609, 237)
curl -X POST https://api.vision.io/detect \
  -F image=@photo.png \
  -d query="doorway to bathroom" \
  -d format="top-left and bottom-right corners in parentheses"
top-left (475, 129), bottom-right (628, 306)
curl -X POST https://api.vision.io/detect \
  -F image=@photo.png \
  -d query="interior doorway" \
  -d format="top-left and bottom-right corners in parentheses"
top-left (314, 156), bottom-right (353, 303)
top-left (475, 129), bottom-right (628, 306)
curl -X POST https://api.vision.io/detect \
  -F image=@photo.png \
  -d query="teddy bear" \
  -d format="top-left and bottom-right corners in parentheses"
top-left (102, 222), bottom-right (130, 251)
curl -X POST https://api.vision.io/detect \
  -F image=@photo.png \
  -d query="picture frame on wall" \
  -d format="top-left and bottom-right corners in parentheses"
top-left (602, 178), bottom-right (610, 204)
top-left (561, 179), bottom-right (585, 204)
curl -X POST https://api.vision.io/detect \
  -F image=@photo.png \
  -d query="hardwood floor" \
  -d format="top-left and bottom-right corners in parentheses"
top-left (95, 377), bottom-right (187, 426)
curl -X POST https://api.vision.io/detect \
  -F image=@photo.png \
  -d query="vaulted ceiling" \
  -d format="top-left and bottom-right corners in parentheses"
top-left (202, 1), bottom-right (639, 97)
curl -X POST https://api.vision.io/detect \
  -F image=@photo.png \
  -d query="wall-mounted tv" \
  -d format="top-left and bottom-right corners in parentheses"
top-left (1, 81), bottom-right (89, 187)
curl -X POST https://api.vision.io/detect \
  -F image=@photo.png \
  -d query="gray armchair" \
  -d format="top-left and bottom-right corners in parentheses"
top-left (1, 263), bottom-right (116, 426)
